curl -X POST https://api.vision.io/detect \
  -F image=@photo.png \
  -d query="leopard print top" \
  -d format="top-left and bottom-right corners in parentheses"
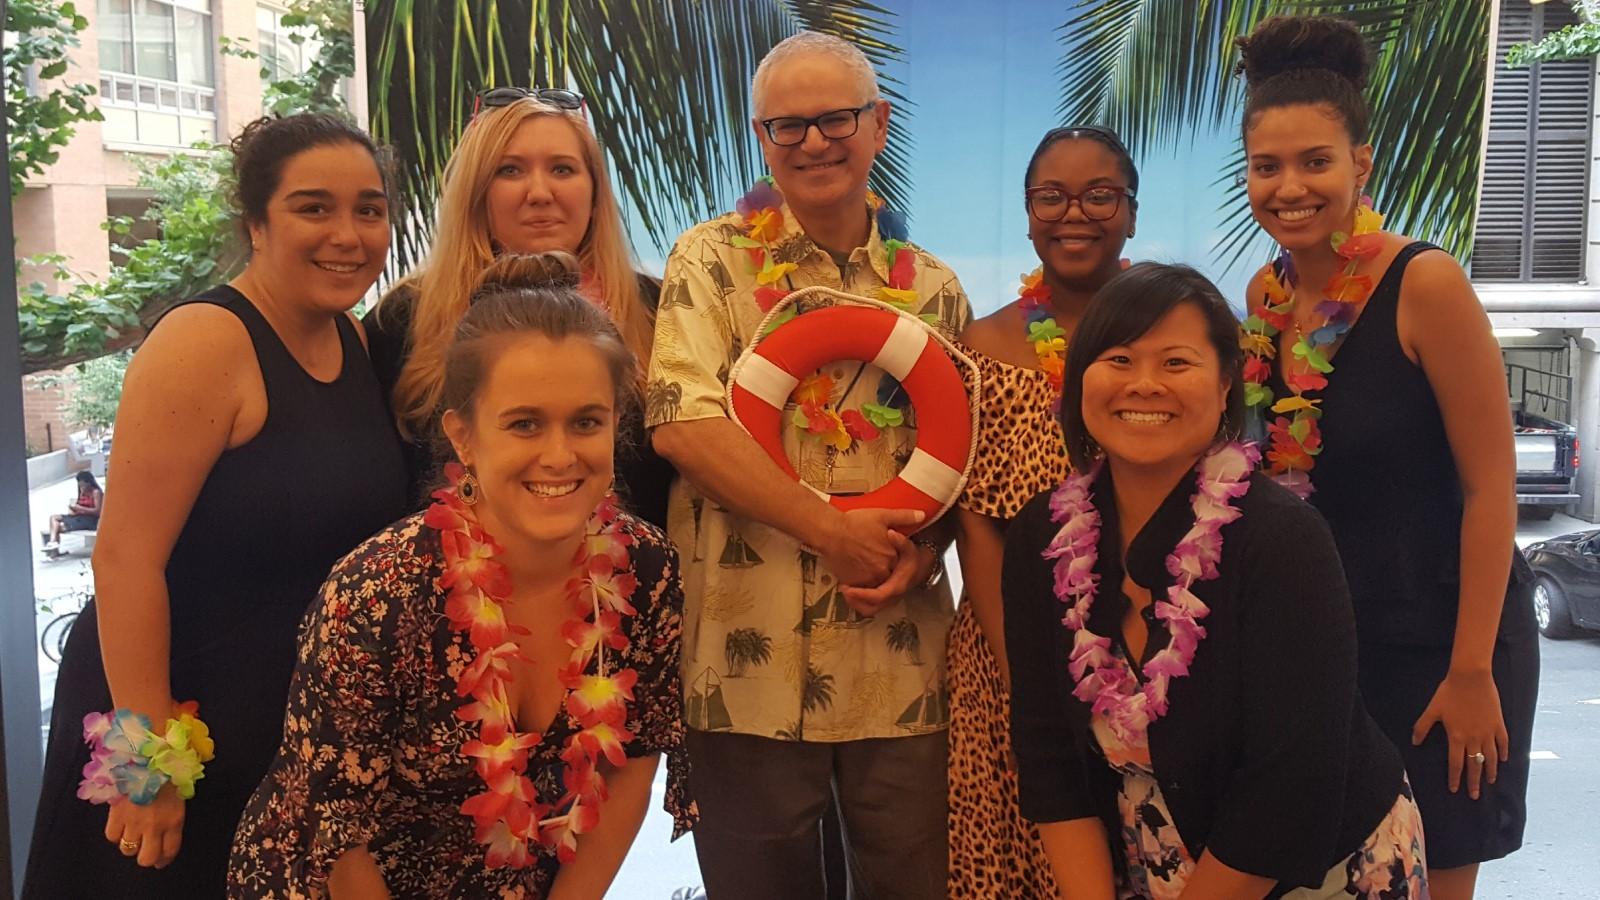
top-left (957, 343), bottom-right (1070, 519)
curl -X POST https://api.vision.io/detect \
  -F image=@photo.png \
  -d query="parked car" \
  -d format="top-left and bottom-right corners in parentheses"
top-left (1524, 529), bottom-right (1600, 638)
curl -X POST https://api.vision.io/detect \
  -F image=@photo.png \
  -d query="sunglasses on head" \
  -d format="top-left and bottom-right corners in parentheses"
top-left (472, 87), bottom-right (586, 118)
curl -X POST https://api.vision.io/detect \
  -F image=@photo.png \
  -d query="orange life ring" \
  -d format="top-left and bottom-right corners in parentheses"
top-left (729, 304), bottom-right (973, 522)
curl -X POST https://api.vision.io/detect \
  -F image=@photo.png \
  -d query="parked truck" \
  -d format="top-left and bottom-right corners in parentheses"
top-left (1509, 361), bottom-right (1580, 520)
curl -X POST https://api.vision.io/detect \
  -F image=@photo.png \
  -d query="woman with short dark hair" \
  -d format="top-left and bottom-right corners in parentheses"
top-left (1005, 263), bottom-right (1427, 899)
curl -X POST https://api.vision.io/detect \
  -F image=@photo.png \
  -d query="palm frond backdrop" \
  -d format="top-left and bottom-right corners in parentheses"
top-left (366, 0), bottom-right (913, 275)
top-left (1055, 0), bottom-right (1487, 273)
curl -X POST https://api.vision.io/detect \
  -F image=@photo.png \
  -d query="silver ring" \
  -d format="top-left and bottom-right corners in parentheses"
top-left (1470, 751), bottom-right (1487, 765)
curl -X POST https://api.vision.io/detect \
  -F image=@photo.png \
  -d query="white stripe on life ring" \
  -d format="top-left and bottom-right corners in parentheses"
top-left (899, 448), bottom-right (962, 502)
top-left (737, 354), bottom-right (801, 409)
top-left (871, 316), bottom-right (928, 382)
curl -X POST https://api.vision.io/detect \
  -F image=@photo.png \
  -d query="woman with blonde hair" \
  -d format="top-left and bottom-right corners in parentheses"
top-left (366, 87), bottom-right (670, 523)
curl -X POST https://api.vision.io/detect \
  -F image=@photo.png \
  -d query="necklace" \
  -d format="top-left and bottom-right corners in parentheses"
top-left (428, 463), bottom-right (640, 869)
top-left (1240, 201), bottom-right (1384, 498)
top-left (1016, 267), bottom-right (1065, 392)
top-left (1045, 442), bottom-right (1257, 744)
top-left (732, 177), bottom-right (917, 452)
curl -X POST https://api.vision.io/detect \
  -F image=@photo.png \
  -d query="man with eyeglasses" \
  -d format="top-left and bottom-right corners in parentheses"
top-left (647, 30), bottom-right (970, 900)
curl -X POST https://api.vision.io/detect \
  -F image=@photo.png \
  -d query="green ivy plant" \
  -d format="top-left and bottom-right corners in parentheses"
top-left (18, 0), bottom-right (354, 374)
top-left (5, 0), bottom-right (103, 199)
top-left (1508, 1), bottom-right (1600, 67)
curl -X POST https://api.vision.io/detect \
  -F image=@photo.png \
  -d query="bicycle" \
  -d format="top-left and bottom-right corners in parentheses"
top-left (37, 585), bottom-right (92, 666)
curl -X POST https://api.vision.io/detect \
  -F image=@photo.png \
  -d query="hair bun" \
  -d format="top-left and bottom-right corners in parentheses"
top-left (1235, 15), bottom-right (1369, 90)
top-left (476, 252), bottom-right (583, 294)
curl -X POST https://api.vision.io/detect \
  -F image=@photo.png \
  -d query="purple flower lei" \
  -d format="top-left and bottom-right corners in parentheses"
top-left (1043, 441), bottom-right (1259, 745)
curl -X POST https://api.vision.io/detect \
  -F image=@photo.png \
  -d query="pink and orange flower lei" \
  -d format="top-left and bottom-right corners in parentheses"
top-left (426, 463), bottom-right (640, 870)
top-left (1241, 201), bottom-right (1384, 499)
top-left (732, 177), bottom-right (917, 453)
top-left (1044, 442), bottom-right (1258, 745)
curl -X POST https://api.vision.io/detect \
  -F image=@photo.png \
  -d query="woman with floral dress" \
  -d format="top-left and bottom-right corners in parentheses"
top-left (1004, 263), bottom-right (1427, 899)
top-left (229, 253), bottom-right (690, 899)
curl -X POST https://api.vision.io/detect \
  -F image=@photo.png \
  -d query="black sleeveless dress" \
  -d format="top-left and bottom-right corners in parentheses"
top-left (23, 286), bottom-right (409, 898)
top-left (1263, 241), bottom-right (1538, 868)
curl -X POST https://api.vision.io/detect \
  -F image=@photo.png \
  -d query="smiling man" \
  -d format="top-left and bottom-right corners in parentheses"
top-left (646, 31), bottom-right (971, 900)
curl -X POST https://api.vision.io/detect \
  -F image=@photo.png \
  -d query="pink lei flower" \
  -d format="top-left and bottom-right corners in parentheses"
top-left (1044, 442), bottom-right (1259, 745)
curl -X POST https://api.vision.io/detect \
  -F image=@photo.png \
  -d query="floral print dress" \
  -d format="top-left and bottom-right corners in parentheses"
top-left (227, 511), bottom-right (693, 899)
top-left (1090, 673), bottom-right (1430, 900)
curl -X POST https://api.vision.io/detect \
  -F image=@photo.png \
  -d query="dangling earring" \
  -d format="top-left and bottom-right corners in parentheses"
top-left (458, 470), bottom-right (481, 505)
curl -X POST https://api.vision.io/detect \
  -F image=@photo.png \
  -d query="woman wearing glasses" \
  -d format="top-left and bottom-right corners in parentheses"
top-left (365, 87), bottom-right (672, 525)
top-left (944, 126), bottom-right (1138, 898)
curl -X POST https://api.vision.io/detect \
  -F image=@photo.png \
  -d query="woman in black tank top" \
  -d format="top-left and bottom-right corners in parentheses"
top-left (23, 114), bottom-right (408, 898)
top-left (1232, 17), bottom-right (1537, 898)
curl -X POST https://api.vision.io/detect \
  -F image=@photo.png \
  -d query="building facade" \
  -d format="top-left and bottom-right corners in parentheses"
top-left (1474, 0), bottom-right (1600, 521)
top-left (14, 0), bottom-right (327, 455)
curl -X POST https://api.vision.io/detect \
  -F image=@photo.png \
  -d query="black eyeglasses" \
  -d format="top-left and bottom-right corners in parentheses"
top-left (473, 87), bottom-right (585, 117)
top-left (1025, 185), bottom-right (1135, 222)
top-left (759, 102), bottom-right (876, 147)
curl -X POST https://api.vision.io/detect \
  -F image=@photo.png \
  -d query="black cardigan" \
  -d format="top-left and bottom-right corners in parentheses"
top-left (361, 274), bottom-right (674, 528)
top-left (1003, 467), bottom-right (1405, 892)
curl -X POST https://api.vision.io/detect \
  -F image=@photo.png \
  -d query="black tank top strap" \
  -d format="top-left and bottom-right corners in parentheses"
top-left (1362, 240), bottom-right (1444, 322)
top-left (163, 285), bottom-right (309, 397)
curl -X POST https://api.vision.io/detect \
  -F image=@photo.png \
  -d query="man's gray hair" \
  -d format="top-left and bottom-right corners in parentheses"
top-left (752, 32), bottom-right (881, 118)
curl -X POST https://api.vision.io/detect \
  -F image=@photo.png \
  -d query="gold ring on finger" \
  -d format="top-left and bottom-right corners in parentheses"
top-left (1470, 751), bottom-right (1487, 765)
top-left (119, 838), bottom-right (141, 854)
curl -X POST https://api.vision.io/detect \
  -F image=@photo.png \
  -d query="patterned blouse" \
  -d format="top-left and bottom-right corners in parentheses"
top-left (227, 511), bottom-right (691, 899)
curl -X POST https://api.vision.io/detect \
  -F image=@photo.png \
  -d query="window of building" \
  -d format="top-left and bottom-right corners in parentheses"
top-left (256, 4), bottom-right (323, 84)
top-left (1471, 1), bottom-right (1595, 283)
top-left (96, 0), bottom-right (216, 148)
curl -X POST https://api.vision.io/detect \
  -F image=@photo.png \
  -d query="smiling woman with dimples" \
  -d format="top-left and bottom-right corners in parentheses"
top-left (1236, 17), bottom-right (1539, 899)
top-left (1004, 262), bottom-right (1428, 900)
top-left (228, 252), bottom-right (689, 900)
top-left (364, 91), bottom-right (673, 526)
top-left (23, 113), bottom-right (409, 898)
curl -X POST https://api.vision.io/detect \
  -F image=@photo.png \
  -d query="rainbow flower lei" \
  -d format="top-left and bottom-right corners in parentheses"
top-left (426, 463), bottom-right (640, 869)
top-left (1044, 442), bottom-right (1258, 745)
top-left (1017, 267), bottom-right (1065, 392)
top-left (733, 177), bottom-right (918, 452)
top-left (1241, 201), bottom-right (1384, 499)
top-left (78, 701), bottom-right (215, 806)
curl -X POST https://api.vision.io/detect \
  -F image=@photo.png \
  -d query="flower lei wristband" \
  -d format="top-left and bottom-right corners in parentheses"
top-left (77, 702), bottom-right (216, 806)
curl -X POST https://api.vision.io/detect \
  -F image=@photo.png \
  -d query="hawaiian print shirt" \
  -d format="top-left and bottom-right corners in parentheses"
top-left (645, 198), bottom-right (971, 742)
top-left (227, 511), bottom-right (692, 899)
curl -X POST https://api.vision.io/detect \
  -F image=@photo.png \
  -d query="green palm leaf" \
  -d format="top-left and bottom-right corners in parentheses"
top-left (366, 0), bottom-right (913, 275)
top-left (1056, 0), bottom-right (1486, 274)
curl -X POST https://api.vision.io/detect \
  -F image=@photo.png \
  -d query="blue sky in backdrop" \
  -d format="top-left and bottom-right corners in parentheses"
top-left (628, 0), bottom-right (1252, 314)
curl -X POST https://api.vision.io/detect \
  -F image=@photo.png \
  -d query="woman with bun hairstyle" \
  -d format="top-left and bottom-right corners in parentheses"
top-left (230, 253), bottom-right (690, 899)
top-left (1005, 263), bottom-right (1426, 900)
top-left (1234, 16), bottom-right (1538, 897)
top-left (365, 90), bottom-right (672, 526)
top-left (946, 124), bottom-right (1139, 898)
top-left (23, 113), bottom-right (408, 897)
